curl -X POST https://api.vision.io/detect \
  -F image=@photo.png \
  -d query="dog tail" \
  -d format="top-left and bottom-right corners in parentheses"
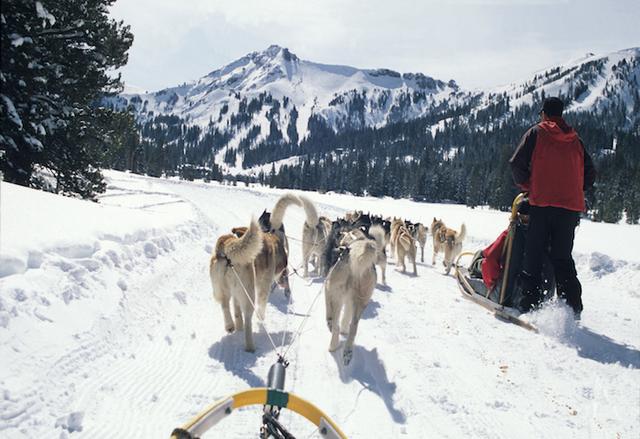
top-left (270, 193), bottom-right (302, 230)
top-left (456, 223), bottom-right (467, 245)
top-left (223, 219), bottom-right (263, 266)
top-left (298, 194), bottom-right (319, 228)
top-left (349, 239), bottom-right (378, 276)
top-left (399, 232), bottom-right (411, 251)
top-left (369, 224), bottom-right (386, 251)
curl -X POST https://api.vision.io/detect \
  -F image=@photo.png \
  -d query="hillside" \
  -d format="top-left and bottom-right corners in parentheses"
top-left (110, 46), bottom-right (639, 173)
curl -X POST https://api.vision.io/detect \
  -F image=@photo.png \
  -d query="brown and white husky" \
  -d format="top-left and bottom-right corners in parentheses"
top-left (431, 218), bottom-right (467, 275)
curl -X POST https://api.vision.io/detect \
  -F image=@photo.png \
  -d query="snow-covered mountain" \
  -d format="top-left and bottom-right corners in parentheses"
top-left (118, 44), bottom-right (459, 132)
top-left (490, 47), bottom-right (640, 116)
top-left (112, 45), bottom-right (639, 174)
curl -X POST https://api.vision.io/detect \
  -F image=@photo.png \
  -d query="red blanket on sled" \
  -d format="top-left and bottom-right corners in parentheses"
top-left (481, 229), bottom-right (508, 289)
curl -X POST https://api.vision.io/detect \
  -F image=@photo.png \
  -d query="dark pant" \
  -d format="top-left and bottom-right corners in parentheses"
top-left (519, 206), bottom-right (582, 314)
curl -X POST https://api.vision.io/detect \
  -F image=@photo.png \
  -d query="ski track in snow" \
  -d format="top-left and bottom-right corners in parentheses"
top-left (0, 171), bottom-right (639, 438)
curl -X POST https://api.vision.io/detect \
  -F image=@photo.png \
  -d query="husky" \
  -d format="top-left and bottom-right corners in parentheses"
top-left (344, 210), bottom-right (363, 223)
top-left (298, 195), bottom-right (332, 277)
top-left (209, 194), bottom-right (299, 353)
top-left (431, 218), bottom-right (467, 275)
top-left (389, 217), bottom-right (404, 257)
top-left (392, 222), bottom-right (418, 275)
top-left (325, 238), bottom-right (377, 365)
top-left (321, 219), bottom-right (350, 278)
top-left (368, 224), bottom-right (388, 285)
top-left (408, 222), bottom-right (428, 263)
top-left (252, 193), bottom-right (301, 308)
top-left (210, 219), bottom-right (263, 352)
top-left (372, 216), bottom-right (392, 247)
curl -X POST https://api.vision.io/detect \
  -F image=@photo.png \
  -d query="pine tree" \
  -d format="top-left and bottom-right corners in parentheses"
top-left (1, 0), bottom-right (133, 199)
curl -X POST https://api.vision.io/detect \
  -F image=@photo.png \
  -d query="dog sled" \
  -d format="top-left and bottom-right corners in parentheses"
top-left (170, 356), bottom-right (347, 439)
top-left (455, 194), bottom-right (554, 332)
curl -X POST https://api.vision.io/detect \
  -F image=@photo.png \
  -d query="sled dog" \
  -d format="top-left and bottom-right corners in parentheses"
top-left (252, 193), bottom-right (301, 310)
top-left (370, 216), bottom-right (391, 247)
top-left (209, 194), bottom-right (299, 353)
top-left (325, 237), bottom-right (377, 365)
top-left (210, 219), bottom-right (263, 352)
top-left (368, 224), bottom-right (387, 285)
top-left (410, 222), bottom-right (428, 263)
top-left (389, 217), bottom-right (404, 257)
top-left (299, 195), bottom-right (332, 277)
top-left (431, 218), bottom-right (467, 275)
top-left (392, 222), bottom-right (418, 275)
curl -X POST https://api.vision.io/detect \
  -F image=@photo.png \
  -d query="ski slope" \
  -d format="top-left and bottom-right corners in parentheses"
top-left (1, 171), bottom-right (638, 438)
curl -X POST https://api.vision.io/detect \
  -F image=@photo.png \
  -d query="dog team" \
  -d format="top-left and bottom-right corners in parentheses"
top-left (209, 193), bottom-right (466, 364)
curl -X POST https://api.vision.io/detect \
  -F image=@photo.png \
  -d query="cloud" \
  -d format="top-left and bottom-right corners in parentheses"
top-left (109, 0), bottom-right (640, 91)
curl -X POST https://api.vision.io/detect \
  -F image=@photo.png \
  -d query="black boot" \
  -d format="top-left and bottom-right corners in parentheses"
top-left (515, 271), bottom-right (543, 314)
top-left (555, 260), bottom-right (583, 318)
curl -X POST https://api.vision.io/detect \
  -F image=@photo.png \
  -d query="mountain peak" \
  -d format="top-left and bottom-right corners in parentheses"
top-left (253, 45), bottom-right (299, 64)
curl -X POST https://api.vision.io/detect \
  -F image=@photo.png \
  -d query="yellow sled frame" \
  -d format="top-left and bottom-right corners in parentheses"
top-left (170, 387), bottom-right (347, 438)
top-left (454, 193), bottom-right (538, 333)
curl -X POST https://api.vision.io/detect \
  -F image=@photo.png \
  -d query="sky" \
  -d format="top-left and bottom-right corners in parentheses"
top-left (109, 0), bottom-right (640, 93)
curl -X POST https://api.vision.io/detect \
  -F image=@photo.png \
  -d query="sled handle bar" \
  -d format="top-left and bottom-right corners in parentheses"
top-left (170, 388), bottom-right (347, 439)
top-left (510, 193), bottom-right (527, 221)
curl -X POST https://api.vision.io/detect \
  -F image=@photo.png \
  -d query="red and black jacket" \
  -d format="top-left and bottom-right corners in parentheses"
top-left (509, 116), bottom-right (596, 212)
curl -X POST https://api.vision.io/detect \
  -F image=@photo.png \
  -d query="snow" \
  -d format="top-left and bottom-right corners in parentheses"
top-left (118, 45), bottom-right (457, 151)
top-left (35, 1), bottom-right (56, 27)
top-left (0, 171), bottom-right (638, 438)
top-left (491, 47), bottom-right (640, 116)
top-left (1, 95), bottom-right (23, 129)
top-left (234, 155), bottom-right (302, 177)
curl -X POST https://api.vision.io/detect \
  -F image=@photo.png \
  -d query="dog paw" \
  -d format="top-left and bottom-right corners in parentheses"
top-left (343, 349), bottom-right (353, 365)
top-left (225, 323), bottom-right (235, 333)
top-left (245, 344), bottom-right (256, 353)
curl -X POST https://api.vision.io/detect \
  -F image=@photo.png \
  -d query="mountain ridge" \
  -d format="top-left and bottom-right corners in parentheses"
top-left (111, 45), bottom-right (639, 174)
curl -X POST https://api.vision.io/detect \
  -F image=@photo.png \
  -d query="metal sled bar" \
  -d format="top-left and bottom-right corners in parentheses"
top-left (498, 193), bottom-right (526, 305)
top-left (170, 388), bottom-right (347, 439)
top-left (498, 225), bottom-right (515, 305)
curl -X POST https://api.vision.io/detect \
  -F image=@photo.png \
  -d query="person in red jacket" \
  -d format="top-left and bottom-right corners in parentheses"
top-left (510, 97), bottom-right (596, 319)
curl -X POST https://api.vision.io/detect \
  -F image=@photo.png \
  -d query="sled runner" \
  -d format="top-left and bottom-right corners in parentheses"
top-left (455, 259), bottom-right (538, 332)
top-left (170, 356), bottom-right (347, 439)
top-left (455, 193), bottom-right (555, 333)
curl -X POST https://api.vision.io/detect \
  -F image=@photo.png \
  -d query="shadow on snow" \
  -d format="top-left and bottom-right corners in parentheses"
top-left (332, 346), bottom-right (406, 424)
top-left (208, 329), bottom-right (294, 388)
top-left (567, 326), bottom-right (640, 368)
top-left (361, 299), bottom-right (381, 319)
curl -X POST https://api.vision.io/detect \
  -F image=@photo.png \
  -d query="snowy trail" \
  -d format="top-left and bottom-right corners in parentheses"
top-left (1, 172), bottom-right (639, 438)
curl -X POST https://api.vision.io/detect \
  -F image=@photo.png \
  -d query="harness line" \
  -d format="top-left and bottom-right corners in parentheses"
top-left (229, 264), bottom-right (281, 355)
